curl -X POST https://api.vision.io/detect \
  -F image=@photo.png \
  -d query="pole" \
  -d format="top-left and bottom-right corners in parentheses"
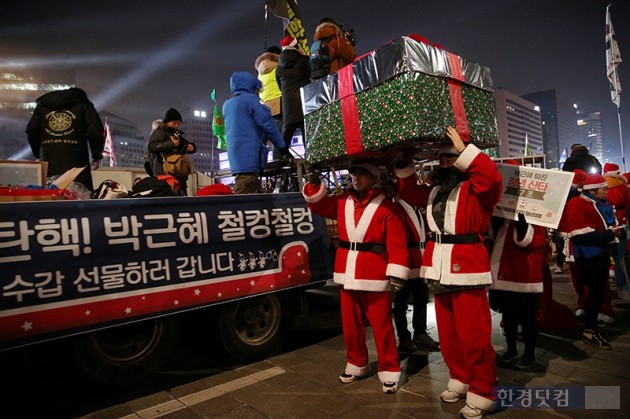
top-left (264, 3), bottom-right (269, 52)
top-left (618, 106), bottom-right (625, 172)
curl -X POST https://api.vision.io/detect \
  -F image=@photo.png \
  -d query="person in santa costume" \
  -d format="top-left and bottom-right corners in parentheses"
top-left (561, 172), bottom-right (624, 350)
top-left (488, 160), bottom-right (548, 370)
top-left (603, 162), bottom-right (630, 292)
top-left (394, 126), bottom-right (501, 419)
top-left (302, 160), bottom-right (409, 394)
top-left (390, 187), bottom-right (440, 353)
top-left (559, 169), bottom-right (615, 326)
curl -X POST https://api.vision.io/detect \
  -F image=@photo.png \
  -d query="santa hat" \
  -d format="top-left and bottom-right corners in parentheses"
top-left (603, 162), bottom-right (620, 175)
top-left (348, 161), bottom-right (380, 179)
top-left (280, 35), bottom-right (297, 48)
top-left (504, 159), bottom-right (521, 166)
top-left (582, 173), bottom-right (608, 190)
top-left (571, 169), bottom-right (587, 188)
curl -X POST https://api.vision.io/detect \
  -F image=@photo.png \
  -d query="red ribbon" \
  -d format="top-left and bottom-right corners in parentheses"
top-left (446, 52), bottom-right (470, 142)
top-left (338, 64), bottom-right (363, 154)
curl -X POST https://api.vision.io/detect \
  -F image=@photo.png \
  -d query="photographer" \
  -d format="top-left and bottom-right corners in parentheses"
top-left (313, 17), bottom-right (356, 75)
top-left (148, 108), bottom-right (197, 195)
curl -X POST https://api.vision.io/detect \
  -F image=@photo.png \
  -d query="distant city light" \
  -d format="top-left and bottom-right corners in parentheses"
top-left (533, 105), bottom-right (540, 112)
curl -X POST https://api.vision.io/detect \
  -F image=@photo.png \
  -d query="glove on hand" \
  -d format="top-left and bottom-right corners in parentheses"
top-left (389, 276), bottom-right (405, 293)
top-left (515, 213), bottom-right (528, 237)
top-left (305, 162), bottom-right (321, 186)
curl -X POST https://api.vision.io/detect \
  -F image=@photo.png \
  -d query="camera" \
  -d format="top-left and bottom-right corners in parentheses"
top-left (339, 23), bottom-right (357, 46)
top-left (171, 129), bottom-right (189, 147)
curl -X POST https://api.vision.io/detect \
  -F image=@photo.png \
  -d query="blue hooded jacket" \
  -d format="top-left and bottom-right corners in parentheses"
top-left (222, 71), bottom-right (285, 174)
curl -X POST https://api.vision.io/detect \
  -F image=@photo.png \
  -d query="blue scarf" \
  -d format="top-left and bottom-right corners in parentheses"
top-left (584, 191), bottom-right (616, 226)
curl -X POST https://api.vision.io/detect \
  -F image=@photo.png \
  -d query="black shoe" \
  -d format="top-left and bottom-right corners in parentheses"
top-left (516, 352), bottom-right (535, 369)
top-left (582, 329), bottom-right (612, 350)
top-left (498, 349), bottom-right (519, 364)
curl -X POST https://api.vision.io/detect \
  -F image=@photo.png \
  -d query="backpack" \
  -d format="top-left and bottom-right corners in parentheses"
top-left (162, 153), bottom-right (193, 177)
top-left (309, 35), bottom-right (336, 80)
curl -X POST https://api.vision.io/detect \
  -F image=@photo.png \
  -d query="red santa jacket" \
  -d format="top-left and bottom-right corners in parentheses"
top-left (395, 144), bottom-right (502, 286)
top-left (302, 184), bottom-right (409, 291)
top-left (490, 219), bottom-right (547, 293)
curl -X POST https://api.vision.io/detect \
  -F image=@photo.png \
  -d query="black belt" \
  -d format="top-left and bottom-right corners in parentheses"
top-left (339, 240), bottom-right (386, 254)
top-left (427, 232), bottom-right (481, 244)
top-left (408, 242), bottom-right (425, 249)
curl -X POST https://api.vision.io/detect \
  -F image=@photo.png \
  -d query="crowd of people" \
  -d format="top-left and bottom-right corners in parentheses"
top-left (23, 18), bottom-right (627, 419)
top-left (301, 137), bottom-right (628, 419)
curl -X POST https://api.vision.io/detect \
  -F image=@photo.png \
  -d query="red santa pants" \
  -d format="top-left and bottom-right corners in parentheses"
top-left (340, 288), bottom-right (400, 383)
top-left (435, 287), bottom-right (496, 404)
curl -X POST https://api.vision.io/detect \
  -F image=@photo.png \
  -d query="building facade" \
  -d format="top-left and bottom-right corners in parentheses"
top-left (522, 89), bottom-right (580, 170)
top-left (0, 69), bottom-right (75, 160)
top-left (493, 88), bottom-right (544, 160)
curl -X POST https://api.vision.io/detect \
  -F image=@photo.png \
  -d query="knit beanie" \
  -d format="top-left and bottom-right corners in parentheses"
top-left (163, 108), bottom-right (182, 123)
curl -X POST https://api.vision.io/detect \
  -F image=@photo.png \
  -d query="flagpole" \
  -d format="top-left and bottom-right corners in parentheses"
top-left (617, 106), bottom-right (625, 171)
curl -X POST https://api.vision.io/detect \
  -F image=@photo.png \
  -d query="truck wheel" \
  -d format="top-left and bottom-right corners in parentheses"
top-left (217, 293), bottom-right (293, 363)
top-left (71, 317), bottom-right (180, 387)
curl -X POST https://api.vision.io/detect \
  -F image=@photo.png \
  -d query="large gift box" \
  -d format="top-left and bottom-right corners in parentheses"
top-left (301, 35), bottom-right (499, 167)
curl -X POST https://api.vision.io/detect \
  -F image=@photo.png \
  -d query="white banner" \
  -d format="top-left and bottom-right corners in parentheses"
top-left (493, 164), bottom-right (574, 229)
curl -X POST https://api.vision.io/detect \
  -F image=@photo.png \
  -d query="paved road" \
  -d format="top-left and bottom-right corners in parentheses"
top-left (4, 274), bottom-right (630, 418)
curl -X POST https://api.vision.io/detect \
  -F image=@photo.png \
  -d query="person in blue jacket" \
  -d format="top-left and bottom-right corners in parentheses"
top-left (222, 71), bottom-right (289, 194)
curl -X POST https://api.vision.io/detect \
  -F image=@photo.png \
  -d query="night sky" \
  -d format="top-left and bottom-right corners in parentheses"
top-left (2, 0), bottom-right (628, 165)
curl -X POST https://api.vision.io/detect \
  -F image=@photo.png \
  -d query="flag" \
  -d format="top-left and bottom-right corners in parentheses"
top-left (211, 90), bottom-right (227, 150)
top-left (265, 0), bottom-right (309, 55)
top-left (524, 133), bottom-right (531, 156)
top-left (606, 5), bottom-right (622, 107)
top-left (103, 119), bottom-right (117, 167)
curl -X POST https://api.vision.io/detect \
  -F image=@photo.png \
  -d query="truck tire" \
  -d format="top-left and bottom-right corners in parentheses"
top-left (71, 317), bottom-right (180, 387)
top-left (216, 292), bottom-right (294, 363)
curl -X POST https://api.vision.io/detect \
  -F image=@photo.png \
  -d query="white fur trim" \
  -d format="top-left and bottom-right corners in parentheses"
top-left (466, 391), bottom-right (495, 411)
top-left (345, 362), bottom-right (370, 377)
top-left (454, 143), bottom-right (480, 171)
top-left (513, 224), bottom-right (534, 247)
top-left (492, 280), bottom-right (543, 293)
top-left (386, 263), bottom-right (410, 279)
top-left (447, 379), bottom-right (469, 394)
top-left (345, 194), bottom-right (385, 242)
top-left (302, 182), bottom-right (327, 203)
top-left (377, 370), bottom-right (401, 383)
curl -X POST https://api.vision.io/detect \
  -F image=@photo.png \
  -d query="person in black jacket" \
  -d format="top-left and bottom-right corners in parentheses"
top-left (148, 108), bottom-right (197, 195)
top-left (562, 144), bottom-right (602, 174)
top-left (26, 87), bottom-right (104, 192)
top-left (275, 35), bottom-right (311, 150)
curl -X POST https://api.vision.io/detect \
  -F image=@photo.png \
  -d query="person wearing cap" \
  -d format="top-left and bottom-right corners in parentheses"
top-left (276, 34), bottom-right (310, 153)
top-left (561, 168), bottom-right (617, 327)
top-left (302, 160), bottom-right (409, 394)
top-left (561, 172), bottom-right (625, 350)
top-left (223, 71), bottom-right (288, 194)
top-left (148, 108), bottom-right (197, 194)
top-left (603, 162), bottom-right (630, 291)
top-left (394, 126), bottom-right (502, 418)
